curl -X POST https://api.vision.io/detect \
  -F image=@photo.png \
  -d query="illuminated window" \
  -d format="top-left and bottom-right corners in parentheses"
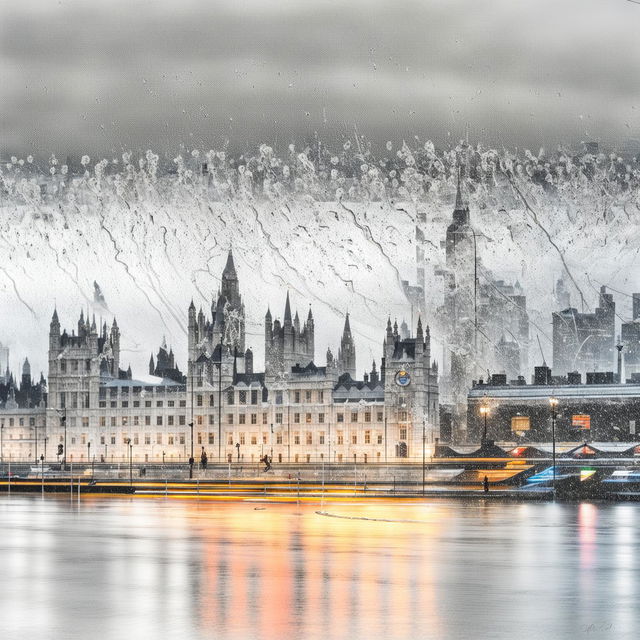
top-left (511, 416), bottom-right (531, 431)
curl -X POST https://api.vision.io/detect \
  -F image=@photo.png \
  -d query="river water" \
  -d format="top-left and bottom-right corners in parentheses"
top-left (0, 495), bottom-right (637, 640)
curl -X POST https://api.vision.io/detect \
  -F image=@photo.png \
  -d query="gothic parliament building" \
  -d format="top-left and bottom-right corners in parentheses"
top-left (0, 251), bottom-right (439, 465)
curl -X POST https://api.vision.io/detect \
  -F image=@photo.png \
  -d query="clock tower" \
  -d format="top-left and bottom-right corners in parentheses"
top-left (382, 317), bottom-right (439, 458)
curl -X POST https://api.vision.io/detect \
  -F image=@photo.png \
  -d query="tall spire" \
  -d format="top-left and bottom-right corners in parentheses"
top-left (223, 248), bottom-right (237, 279)
top-left (454, 165), bottom-right (467, 211)
top-left (284, 291), bottom-right (292, 325)
top-left (342, 312), bottom-right (352, 337)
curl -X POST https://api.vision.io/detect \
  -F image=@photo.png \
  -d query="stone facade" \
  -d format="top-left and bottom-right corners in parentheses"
top-left (0, 250), bottom-right (440, 464)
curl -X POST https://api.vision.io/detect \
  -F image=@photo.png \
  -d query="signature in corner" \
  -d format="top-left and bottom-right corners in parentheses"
top-left (583, 622), bottom-right (613, 634)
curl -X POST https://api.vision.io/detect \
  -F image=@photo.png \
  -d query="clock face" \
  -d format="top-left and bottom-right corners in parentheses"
top-left (395, 369), bottom-right (411, 387)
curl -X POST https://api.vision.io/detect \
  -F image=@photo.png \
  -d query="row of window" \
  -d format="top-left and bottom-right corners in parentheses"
top-left (62, 429), bottom-right (397, 448)
top-left (0, 417), bottom-right (39, 427)
top-left (89, 411), bottom-right (387, 426)
top-left (56, 359), bottom-right (92, 374)
top-left (59, 392), bottom-right (90, 409)
top-left (98, 399), bottom-right (187, 409)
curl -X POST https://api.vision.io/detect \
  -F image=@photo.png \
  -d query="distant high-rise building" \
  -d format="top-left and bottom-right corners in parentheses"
top-left (552, 286), bottom-right (615, 375)
top-left (622, 293), bottom-right (640, 378)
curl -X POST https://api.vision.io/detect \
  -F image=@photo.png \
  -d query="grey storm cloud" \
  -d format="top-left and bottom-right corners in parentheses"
top-left (1, 0), bottom-right (639, 156)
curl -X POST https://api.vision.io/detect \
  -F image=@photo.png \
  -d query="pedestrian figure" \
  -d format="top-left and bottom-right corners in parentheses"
top-left (201, 448), bottom-right (208, 470)
top-left (483, 475), bottom-right (489, 493)
top-left (261, 455), bottom-right (271, 472)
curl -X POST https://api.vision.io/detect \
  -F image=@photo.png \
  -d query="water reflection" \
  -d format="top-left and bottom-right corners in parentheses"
top-left (0, 496), bottom-right (638, 640)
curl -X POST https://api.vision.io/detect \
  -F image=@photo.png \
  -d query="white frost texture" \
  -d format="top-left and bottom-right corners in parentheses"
top-left (0, 141), bottom-right (638, 378)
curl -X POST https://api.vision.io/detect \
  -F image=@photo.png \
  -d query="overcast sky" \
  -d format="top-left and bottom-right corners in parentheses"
top-left (2, 0), bottom-right (639, 157)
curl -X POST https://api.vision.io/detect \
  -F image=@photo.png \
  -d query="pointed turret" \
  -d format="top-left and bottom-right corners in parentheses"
top-left (49, 308), bottom-right (61, 350)
top-left (417, 316), bottom-right (424, 343)
top-left (284, 291), bottom-right (292, 326)
top-left (338, 312), bottom-right (356, 378)
top-left (149, 354), bottom-right (155, 376)
top-left (343, 312), bottom-right (351, 336)
top-left (222, 248), bottom-right (237, 279)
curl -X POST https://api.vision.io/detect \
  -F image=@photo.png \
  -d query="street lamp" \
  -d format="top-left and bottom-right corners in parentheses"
top-left (549, 397), bottom-right (558, 498)
top-left (188, 421), bottom-right (194, 479)
top-left (422, 416), bottom-right (426, 496)
top-left (479, 404), bottom-right (490, 445)
top-left (126, 438), bottom-right (133, 487)
top-left (57, 409), bottom-right (67, 470)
